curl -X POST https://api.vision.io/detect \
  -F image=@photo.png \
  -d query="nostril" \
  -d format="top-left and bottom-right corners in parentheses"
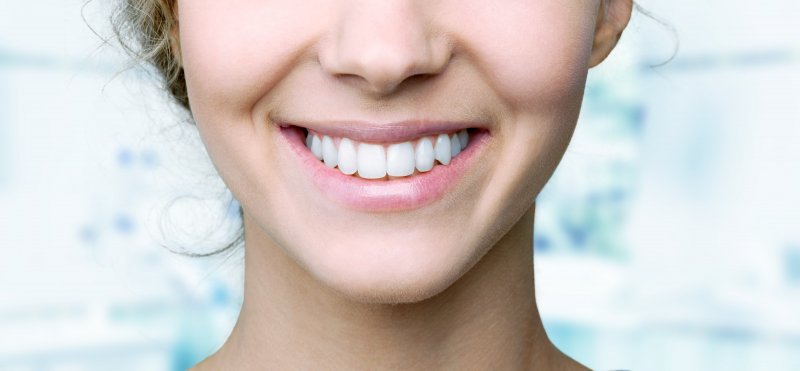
top-left (334, 73), bottom-right (405, 96)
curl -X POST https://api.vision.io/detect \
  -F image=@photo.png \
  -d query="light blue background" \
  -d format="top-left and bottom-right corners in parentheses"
top-left (1, 1), bottom-right (799, 370)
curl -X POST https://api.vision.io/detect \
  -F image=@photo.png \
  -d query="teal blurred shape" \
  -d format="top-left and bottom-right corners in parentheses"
top-left (114, 213), bottom-right (136, 235)
top-left (784, 245), bottom-right (800, 286)
top-left (0, 71), bottom-right (6, 188)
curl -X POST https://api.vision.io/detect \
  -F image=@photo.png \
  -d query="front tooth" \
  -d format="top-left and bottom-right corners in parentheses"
top-left (337, 138), bottom-right (357, 175)
top-left (322, 135), bottom-right (338, 168)
top-left (386, 141), bottom-right (415, 177)
top-left (357, 143), bottom-right (386, 179)
top-left (450, 134), bottom-right (461, 157)
top-left (310, 134), bottom-right (323, 160)
top-left (458, 130), bottom-right (469, 150)
top-left (434, 134), bottom-right (451, 165)
top-left (415, 137), bottom-right (434, 172)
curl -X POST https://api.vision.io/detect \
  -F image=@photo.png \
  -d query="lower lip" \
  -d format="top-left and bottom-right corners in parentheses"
top-left (279, 126), bottom-right (490, 212)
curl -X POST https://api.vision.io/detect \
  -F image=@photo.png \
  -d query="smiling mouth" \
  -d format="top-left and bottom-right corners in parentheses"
top-left (278, 122), bottom-right (490, 212)
top-left (302, 128), bottom-right (474, 180)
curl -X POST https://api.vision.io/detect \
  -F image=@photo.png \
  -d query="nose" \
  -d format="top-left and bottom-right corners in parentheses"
top-left (318, 1), bottom-right (452, 96)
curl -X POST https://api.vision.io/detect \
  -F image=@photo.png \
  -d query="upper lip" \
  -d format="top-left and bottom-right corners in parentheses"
top-left (277, 119), bottom-right (490, 143)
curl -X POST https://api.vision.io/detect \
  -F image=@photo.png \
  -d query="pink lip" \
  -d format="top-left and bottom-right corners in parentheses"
top-left (279, 125), bottom-right (490, 212)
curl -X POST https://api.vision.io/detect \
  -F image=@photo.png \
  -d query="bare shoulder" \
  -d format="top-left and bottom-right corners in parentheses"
top-left (548, 347), bottom-right (592, 371)
top-left (187, 353), bottom-right (219, 371)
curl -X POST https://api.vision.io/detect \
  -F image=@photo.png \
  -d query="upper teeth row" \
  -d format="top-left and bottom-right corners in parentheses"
top-left (304, 130), bottom-right (470, 179)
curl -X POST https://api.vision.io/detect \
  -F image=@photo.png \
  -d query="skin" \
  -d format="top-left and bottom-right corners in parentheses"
top-left (175, 0), bottom-right (632, 369)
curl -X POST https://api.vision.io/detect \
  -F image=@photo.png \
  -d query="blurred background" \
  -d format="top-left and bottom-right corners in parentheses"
top-left (1, 0), bottom-right (798, 370)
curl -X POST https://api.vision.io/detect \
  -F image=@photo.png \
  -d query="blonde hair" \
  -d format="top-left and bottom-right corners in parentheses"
top-left (112, 0), bottom-right (188, 110)
top-left (112, 0), bottom-right (247, 257)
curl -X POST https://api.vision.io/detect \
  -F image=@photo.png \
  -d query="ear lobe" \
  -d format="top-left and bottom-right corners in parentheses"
top-left (588, 0), bottom-right (633, 68)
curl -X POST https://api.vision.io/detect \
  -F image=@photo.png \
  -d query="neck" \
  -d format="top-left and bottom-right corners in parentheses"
top-left (196, 205), bottom-right (581, 370)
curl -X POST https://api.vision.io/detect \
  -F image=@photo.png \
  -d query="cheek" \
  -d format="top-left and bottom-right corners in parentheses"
top-left (178, 1), bottom-right (331, 118)
top-left (461, 2), bottom-right (596, 176)
top-left (176, 1), bottom-right (335, 196)
top-left (455, 2), bottom-right (596, 108)
top-left (175, 1), bottom-right (332, 215)
top-left (452, 3), bottom-right (596, 223)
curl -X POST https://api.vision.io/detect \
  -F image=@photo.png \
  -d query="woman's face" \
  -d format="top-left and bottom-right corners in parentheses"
top-left (178, 0), bottom-right (604, 303)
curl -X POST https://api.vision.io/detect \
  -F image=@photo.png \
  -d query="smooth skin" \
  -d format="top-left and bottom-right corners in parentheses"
top-left (177, 0), bottom-right (633, 369)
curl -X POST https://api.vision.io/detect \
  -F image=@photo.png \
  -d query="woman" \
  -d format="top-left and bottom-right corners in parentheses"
top-left (115, 0), bottom-right (633, 369)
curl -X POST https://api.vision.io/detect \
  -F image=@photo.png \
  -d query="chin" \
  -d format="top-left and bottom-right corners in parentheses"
top-left (301, 232), bottom-right (476, 305)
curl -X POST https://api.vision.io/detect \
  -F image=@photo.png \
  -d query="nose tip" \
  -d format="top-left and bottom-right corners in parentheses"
top-left (332, 42), bottom-right (448, 95)
top-left (319, 3), bottom-right (452, 96)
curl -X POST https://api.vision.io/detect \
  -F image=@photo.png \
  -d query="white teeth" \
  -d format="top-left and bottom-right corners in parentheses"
top-left (304, 130), bottom-right (473, 178)
top-left (458, 130), bottom-right (469, 150)
top-left (434, 133), bottom-right (451, 165)
top-left (386, 141), bottom-right (415, 177)
top-left (322, 135), bottom-right (338, 168)
top-left (450, 134), bottom-right (461, 157)
top-left (337, 138), bottom-right (358, 175)
top-left (357, 143), bottom-right (387, 179)
top-left (310, 134), bottom-right (323, 160)
top-left (415, 137), bottom-right (435, 172)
